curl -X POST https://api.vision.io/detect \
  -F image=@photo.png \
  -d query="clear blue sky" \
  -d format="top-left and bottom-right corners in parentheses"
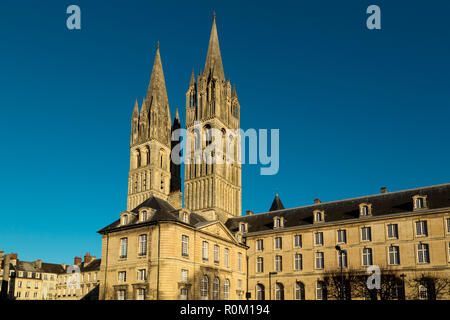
top-left (0, 0), bottom-right (449, 264)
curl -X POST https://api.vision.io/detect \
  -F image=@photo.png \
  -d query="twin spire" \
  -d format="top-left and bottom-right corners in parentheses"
top-left (204, 13), bottom-right (225, 81)
top-left (146, 41), bottom-right (168, 103)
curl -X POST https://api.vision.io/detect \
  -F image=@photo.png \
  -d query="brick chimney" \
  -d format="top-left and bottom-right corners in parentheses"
top-left (74, 257), bottom-right (82, 265)
top-left (381, 187), bottom-right (388, 194)
top-left (246, 210), bottom-right (254, 216)
top-left (84, 253), bottom-right (95, 265)
top-left (314, 198), bottom-right (322, 204)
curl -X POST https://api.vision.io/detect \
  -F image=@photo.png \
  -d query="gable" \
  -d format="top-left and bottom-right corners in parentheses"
top-left (197, 221), bottom-right (239, 245)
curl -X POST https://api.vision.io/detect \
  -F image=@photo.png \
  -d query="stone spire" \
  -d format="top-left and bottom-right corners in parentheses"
top-left (189, 68), bottom-right (196, 87)
top-left (130, 98), bottom-right (140, 145)
top-left (204, 13), bottom-right (225, 81)
top-left (147, 42), bottom-right (168, 104)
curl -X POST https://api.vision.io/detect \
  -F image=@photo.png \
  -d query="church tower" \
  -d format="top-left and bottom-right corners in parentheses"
top-left (184, 14), bottom-right (242, 222)
top-left (127, 43), bottom-right (172, 210)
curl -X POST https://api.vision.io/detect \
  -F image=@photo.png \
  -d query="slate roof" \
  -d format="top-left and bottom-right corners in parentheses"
top-left (79, 259), bottom-right (101, 272)
top-left (269, 194), bottom-right (285, 211)
top-left (225, 183), bottom-right (450, 233)
top-left (97, 195), bottom-right (208, 234)
top-left (41, 263), bottom-right (65, 274)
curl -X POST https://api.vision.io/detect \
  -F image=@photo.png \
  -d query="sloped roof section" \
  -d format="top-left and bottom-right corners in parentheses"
top-left (269, 194), bottom-right (285, 211)
top-left (226, 183), bottom-right (450, 233)
top-left (97, 195), bottom-right (208, 234)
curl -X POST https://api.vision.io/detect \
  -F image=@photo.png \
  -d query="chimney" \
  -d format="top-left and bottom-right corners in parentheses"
top-left (381, 187), bottom-right (388, 194)
top-left (74, 257), bottom-right (82, 265)
top-left (246, 210), bottom-right (254, 216)
top-left (34, 259), bottom-right (42, 269)
top-left (84, 253), bottom-right (95, 265)
top-left (314, 198), bottom-right (322, 204)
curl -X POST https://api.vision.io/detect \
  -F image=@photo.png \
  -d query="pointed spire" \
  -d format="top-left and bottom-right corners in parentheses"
top-left (132, 98), bottom-right (139, 117)
top-left (175, 107), bottom-right (180, 121)
top-left (147, 42), bottom-right (168, 103)
top-left (189, 68), bottom-right (196, 87)
top-left (269, 194), bottom-right (285, 211)
top-left (204, 13), bottom-right (225, 81)
top-left (232, 84), bottom-right (237, 98)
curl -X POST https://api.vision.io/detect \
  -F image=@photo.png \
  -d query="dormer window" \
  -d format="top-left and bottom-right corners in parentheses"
top-left (314, 210), bottom-right (324, 223)
top-left (141, 211), bottom-right (147, 222)
top-left (179, 211), bottom-right (190, 224)
top-left (413, 195), bottom-right (427, 210)
top-left (121, 215), bottom-right (128, 226)
top-left (273, 217), bottom-right (284, 229)
top-left (239, 222), bottom-right (248, 233)
top-left (359, 203), bottom-right (372, 217)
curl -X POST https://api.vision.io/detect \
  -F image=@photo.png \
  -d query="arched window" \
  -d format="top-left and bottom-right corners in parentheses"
top-left (275, 283), bottom-right (284, 300)
top-left (223, 279), bottom-right (230, 300)
top-left (295, 282), bottom-right (305, 300)
top-left (213, 277), bottom-right (220, 300)
top-left (419, 283), bottom-right (429, 300)
top-left (136, 149), bottom-right (141, 168)
top-left (201, 275), bottom-right (209, 300)
top-left (256, 284), bottom-right (265, 300)
top-left (204, 125), bottom-right (212, 147)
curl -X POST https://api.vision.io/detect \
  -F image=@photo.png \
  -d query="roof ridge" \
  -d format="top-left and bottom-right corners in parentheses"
top-left (237, 182), bottom-right (450, 219)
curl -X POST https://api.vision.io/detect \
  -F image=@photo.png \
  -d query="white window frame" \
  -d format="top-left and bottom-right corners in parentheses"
top-left (120, 238), bottom-right (128, 258)
top-left (138, 234), bottom-right (147, 256)
top-left (415, 221), bottom-right (428, 237)
top-left (275, 255), bottom-right (282, 272)
top-left (181, 269), bottom-right (188, 282)
top-left (315, 252), bottom-right (324, 269)
top-left (214, 245), bottom-right (219, 264)
top-left (182, 235), bottom-right (189, 257)
top-left (417, 243), bottom-right (430, 264)
top-left (388, 246), bottom-right (400, 265)
top-left (256, 239), bottom-right (264, 251)
top-left (202, 241), bottom-right (209, 261)
top-left (362, 248), bottom-right (373, 266)
top-left (274, 237), bottom-right (282, 249)
top-left (137, 269), bottom-right (146, 281)
top-left (315, 232), bottom-right (323, 246)
top-left (256, 257), bottom-right (264, 273)
top-left (294, 253), bottom-right (302, 271)
top-left (224, 248), bottom-right (229, 267)
top-left (294, 235), bottom-right (302, 248)
top-left (387, 224), bottom-right (399, 239)
top-left (337, 230), bottom-right (346, 244)
top-left (237, 252), bottom-right (242, 271)
top-left (361, 227), bottom-right (372, 241)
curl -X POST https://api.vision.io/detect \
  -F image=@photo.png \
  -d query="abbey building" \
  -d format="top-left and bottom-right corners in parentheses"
top-left (95, 15), bottom-right (450, 300)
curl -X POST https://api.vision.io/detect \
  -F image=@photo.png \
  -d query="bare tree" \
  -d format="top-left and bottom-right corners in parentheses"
top-left (407, 273), bottom-right (450, 300)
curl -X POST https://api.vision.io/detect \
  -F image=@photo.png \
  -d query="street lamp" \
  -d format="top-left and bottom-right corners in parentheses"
top-left (335, 245), bottom-right (346, 300)
top-left (268, 272), bottom-right (278, 300)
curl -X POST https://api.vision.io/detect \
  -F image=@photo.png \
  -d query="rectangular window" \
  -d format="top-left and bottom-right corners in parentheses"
top-left (275, 255), bottom-right (282, 272)
top-left (137, 269), bottom-right (146, 281)
top-left (182, 235), bottom-right (189, 257)
top-left (18, 281), bottom-right (22, 288)
top-left (256, 257), bottom-right (264, 273)
top-left (180, 288), bottom-right (188, 300)
top-left (224, 248), bottom-right (229, 267)
top-left (294, 235), bottom-right (302, 248)
top-left (181, 269), bottom-right (188, 282)
top-left (315, 252), bottom-right (324, 269)
top-left (274, 237), bottom-right (282, 249)
top-left (389, 246), bottom-right (400, 265)
top-left (139, 234), bottom-right (147, 256)
top-left (387, 224), bottom-right (398, 239)
top-left (117, 290), bottom-right (125, 300)
top-left (294, 253), bottom-right (302, 271)
top-left (315, 232), bottom-right (323, 246)
top-left (361, 227), bottom-right (372, 241)
top-left (418, 243), bottom-right (430, 264)
top-left (238, 252), bottom-right (242, 271)
top-left (416, 221), bottom-right (428, 236)
top-left (118, 271), bottom-right (127, 282)
top-left (202, 241), bottom-right (209, 261)
top-left (214, 245), bottom-right (219, 264)
top-left (337, 230), bottom-right (347, 244)
top-left (338, 251), bottom-right (348, 268)
top-left (120, 238), bottom-right (128, 258)
top-left (446, 218), bottom-right (450, 233)
top-left (137, 288), bottom-right (145, 300)
top-left (237, 279), bottom-right (242, 290)
top-left (362, 248), bottom-right (373, 266)
top-left (256, 239), bottom-right (264, 251)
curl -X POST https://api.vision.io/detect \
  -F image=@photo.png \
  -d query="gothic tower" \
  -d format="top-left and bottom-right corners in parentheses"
top-left (127, 43), bottom-right (172, 210)
top-left (184, 14), bottom-right (242, 222)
